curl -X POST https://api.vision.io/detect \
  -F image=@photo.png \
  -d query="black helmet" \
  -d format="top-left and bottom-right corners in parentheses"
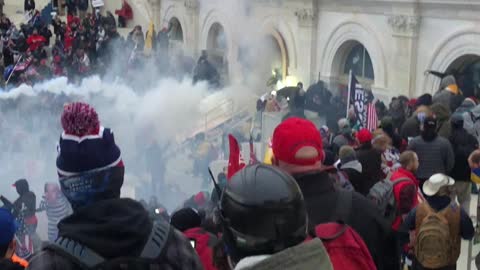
top-left (219, 164), bottom-right (306, 262)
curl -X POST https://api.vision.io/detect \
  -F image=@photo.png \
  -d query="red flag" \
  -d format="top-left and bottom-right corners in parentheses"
top-left (249, 135), bottom-right (258, 165)
top-left (227, 134), bottom-right (246, 180)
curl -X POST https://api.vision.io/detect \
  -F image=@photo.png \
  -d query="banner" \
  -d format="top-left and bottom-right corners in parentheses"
top-left (348, 72), bottom-right (367, 128)
top-left (91, 0), bottom-right (105, 8)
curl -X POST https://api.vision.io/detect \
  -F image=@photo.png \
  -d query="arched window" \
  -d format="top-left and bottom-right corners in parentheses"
top-left (168, 17), bottom-right (183, 42)
top-left (343, 43), bottom-right (374, 81)
top-left (445, 55), bottom-right (480, 97)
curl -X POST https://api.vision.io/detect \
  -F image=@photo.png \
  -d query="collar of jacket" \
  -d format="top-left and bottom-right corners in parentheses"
top-left (293, 172), bottom-right (334, 197)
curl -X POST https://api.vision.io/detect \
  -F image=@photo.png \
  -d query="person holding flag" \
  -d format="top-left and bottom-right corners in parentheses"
top-left (346, 70), bottom-right (379, 132)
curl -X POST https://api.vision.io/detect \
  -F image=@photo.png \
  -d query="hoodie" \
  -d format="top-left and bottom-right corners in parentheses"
top-left (431, 103), bottom-right (452, 138)
top-left (13, 179), bottom-right (36, 220)
top-left (28, 198), bottom-right (203, 270)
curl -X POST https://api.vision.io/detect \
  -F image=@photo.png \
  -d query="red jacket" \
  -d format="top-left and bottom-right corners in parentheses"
top-left (390, 167), bottom-right (419, 231)
top-left (184, 228), bottom-right (218, 270)
top-left (27, 34), bottom-right (46, 51)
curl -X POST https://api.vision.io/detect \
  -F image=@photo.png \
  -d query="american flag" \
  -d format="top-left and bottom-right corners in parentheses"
top-left (366, 102), bottom-right (378, 132)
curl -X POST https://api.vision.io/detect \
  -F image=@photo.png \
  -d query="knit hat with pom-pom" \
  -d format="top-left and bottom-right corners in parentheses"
top-left (56, 102), bottom-right (123, 177)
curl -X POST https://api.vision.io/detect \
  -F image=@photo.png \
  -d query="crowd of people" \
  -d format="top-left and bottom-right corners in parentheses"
top-left (0, 71), bottom-right (479, 270)
top-left (0, 0), bottom-right (221, 90)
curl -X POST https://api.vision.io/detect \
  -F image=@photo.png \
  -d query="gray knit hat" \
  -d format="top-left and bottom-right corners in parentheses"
top-left (339, 145), bottom-right (357, 165)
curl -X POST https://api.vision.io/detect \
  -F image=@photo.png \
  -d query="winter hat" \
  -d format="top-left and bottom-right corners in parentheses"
top-left (0, 208), bottom-right (16, 246)
top-left (415, 94), bottom-right (433, 107)
top-left (57, 102), bottom-right (123, 176)
top-left (338, 146), bottom-right (357, 165)
top-left (356, 128), bottom-right (372, 144)
top-left (272, 118), bottom-right (324, 166)
top-left (170, 208), bottom-right (202, 232)
top-left (422, 173), bottom-right (454, 196)
top-left (56, 102), bottom-right (124, 210)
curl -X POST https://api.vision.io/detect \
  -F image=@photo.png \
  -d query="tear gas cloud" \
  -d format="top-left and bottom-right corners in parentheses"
top-left (0, 0), bottom-right (285, 211)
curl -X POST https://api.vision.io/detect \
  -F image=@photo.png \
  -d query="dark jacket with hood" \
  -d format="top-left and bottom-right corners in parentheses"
top-left (449, 122), bottom-right (478, 181)
top-left (27, 198), bottom-right (203, 270)
top-left (0, 179), bottom-right (37, 219)
top-left (355, 143), bottom-right (384, 194)
top-left (293, 172), bottom-right (399, 270)
top-left (431, 103), bottom-right (452, 139)
top-left (401, 115), bottom-right (421, 140)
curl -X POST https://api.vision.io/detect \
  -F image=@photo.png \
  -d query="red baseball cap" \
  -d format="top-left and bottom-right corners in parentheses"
top-left (357, 128), bottom-right (373, 144)
top-left (272, 118), bottom-right (324, 166)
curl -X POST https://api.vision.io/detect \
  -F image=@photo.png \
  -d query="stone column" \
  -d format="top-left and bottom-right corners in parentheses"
top-left (184, 0), bottom-right (200, 57)
top-left (294, 7), bottom-right (316, 84)
top-left (387, 14), bottom-right (421, 97)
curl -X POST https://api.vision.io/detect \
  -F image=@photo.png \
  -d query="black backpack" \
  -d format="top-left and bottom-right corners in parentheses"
top-left (45, 221), bottom-right (170, 270)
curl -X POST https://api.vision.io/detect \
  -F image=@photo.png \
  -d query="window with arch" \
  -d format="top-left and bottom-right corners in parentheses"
top-left (343, 43), bottom-right (374, 81)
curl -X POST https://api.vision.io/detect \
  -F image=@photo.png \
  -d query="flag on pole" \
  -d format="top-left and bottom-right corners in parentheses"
top-left (348, 72), bottom-right (377, 130)
top-left (366, 102), bottom-right (378, 132)
top-left (227, 134), bottom-right (246, 180)
top-left (348, 73), bottom-right (368, 128)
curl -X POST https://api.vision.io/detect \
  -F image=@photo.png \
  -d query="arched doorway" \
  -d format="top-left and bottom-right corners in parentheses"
top-left (443, 54), bottom-right (480, 97)
top-left (168, 17), bottom-right (184, 51)
top-left (330, 40), bottom-right (375, 92)
top-left (206, 22), bottom-right (228, 79)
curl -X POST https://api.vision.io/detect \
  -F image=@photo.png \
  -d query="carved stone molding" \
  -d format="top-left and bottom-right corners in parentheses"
top-left (387, 15), bottom-right (421, 37)
top-left (294, 8), bottom-right (315, 27)
top-left (184, 0), bottom-right (199, 13)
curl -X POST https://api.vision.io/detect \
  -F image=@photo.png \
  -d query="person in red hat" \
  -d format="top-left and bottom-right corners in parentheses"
top-left (271, 117), bottom-right (399, 270)
top-left (355, 128), bottom-right (384, 195)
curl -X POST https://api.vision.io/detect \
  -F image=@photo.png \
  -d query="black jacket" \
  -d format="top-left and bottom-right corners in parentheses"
top-left (294, 172), bottom-right (399, 270)
top-left (1, 179), bottom-right (37, 219)
top-left (24, 0), bottom-right (35, 11)
top-left (356, 143), bottom-right (383, 193)
top-left (27, 198), bottom-right (203, 270)
top-left (449, 127), bottom-right (479, 181)
top-left (341, 168), bottom-right (367, 195)
top-left (0, 259), bottom-right (25, 270)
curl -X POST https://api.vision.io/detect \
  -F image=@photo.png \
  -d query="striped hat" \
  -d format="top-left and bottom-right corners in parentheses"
top-left (56, 102), bottom-right (123, 177)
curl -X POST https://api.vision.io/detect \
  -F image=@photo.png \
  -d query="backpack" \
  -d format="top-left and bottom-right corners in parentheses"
top-left (367, 175), bottom-right (411, 224)
top-left (44, 221), bottom-right (170, 270)
top-left (414, 202), bottom-right (461, 269)
top-left (313, 191), bottom-right (377, 270)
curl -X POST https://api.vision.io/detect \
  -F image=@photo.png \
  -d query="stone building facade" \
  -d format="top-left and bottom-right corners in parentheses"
top-left (107, 0), bottom-right (480, 100)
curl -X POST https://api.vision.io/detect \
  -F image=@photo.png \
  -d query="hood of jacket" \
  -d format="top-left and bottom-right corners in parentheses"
top-left (431, 103), bottom-right (451, 122)
top-left (14, 179), bottom-right (29, 196)
top-left (58, 198), bottom-right (153, 259)
top-left (339, 160), bottom-right (362, 173)
top-left (234, 239), bottom-right (333, 270)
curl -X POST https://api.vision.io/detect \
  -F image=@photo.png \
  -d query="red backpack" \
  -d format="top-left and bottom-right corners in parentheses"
top-left (184, 227), bottom-right (219, 270)
top-left (314, 191), bottom-right (377, 270)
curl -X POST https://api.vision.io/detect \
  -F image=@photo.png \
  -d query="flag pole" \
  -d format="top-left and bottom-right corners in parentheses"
top-left (346, 69), bottom-right (353, 118)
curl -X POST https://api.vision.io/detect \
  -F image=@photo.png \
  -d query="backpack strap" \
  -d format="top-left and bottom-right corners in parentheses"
top-left (45, 221), bottom-right (171, 269)
top-left (333, 191), bottom-right (352, 224)
top-left (140, 221), bottom-right (171, 259)
top-left (46, 237), bottom-right (106, 269)
top-left (391, 177), bottom-right (413, 186)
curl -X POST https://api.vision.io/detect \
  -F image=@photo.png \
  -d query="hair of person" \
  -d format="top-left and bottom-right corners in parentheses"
top-left (399, 151), bottom-right (416, 168)
top-left (470, 150), bottom-right (480, 165)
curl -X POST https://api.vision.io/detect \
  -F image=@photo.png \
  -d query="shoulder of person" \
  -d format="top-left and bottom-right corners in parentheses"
top-left (28, 249), bottom-right (75, 270)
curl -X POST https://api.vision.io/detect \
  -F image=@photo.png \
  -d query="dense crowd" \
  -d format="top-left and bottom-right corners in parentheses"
top-left (0, 0), bottom-right (222, 90)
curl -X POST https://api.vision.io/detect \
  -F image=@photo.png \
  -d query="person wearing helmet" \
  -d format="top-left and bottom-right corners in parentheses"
top-left (217, 164), bottom-right (333, 270)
